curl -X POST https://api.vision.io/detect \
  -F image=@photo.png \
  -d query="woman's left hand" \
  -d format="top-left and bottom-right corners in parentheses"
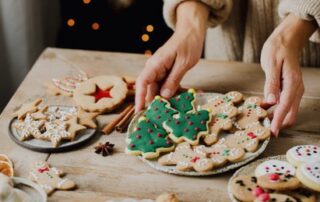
top-left (261, 14), bottom-right (317, 136)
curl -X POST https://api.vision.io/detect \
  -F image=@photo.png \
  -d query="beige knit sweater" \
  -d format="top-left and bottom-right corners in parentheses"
top-left (163, 0), bottom-right (320, 67)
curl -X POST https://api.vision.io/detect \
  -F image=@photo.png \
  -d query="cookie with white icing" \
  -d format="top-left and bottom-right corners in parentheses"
top-left (296, 162), bottom-right (320, 192)
top-left (286, 145), bottom-right (320, 167)
top-left (255, 160), bottom-right (296, 177)
top-left (257, 173), bottom-right (300, 191)
top-left (29, 161), bottom-right (76, 195)
top-left (158, 142), bottom-right (214, 172)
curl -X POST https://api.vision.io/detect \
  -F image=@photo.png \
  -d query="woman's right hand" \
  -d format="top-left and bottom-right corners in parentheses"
top-left (135, 1), bottom-right (209, 112)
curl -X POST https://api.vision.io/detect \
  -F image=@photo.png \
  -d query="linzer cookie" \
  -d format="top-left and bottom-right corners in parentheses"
top-left (126, 117), bottom-right (174, 159)
top-left (73, 75), bottom-right (128, 113)
top-left (158, 142), bottom-right (214, 172)
top-left (286, 145), bottom-right (320, 167)
top-left (29, 161), bottom-right (76, 195)
top-left (296, 162), bottom-right (320, 192)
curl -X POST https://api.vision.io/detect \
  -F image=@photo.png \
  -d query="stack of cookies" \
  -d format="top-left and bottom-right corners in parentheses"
top-left (230, 145), bottom-right (320, 202)
top-left (126, 89), bottom-right (271, 172)
top-left (12, 99), bottom-right (96, 147)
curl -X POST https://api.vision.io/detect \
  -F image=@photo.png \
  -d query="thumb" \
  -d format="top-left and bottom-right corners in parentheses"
top-left (264, 65), bottom-right (281, 105)
top-left (160, 62), bottom-right (188, 99)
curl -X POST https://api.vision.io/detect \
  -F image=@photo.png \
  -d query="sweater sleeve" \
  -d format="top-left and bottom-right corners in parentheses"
top-left (163, 0), bottom-right (233, 30)
top-left (278, 0), bottom-right (320, 43)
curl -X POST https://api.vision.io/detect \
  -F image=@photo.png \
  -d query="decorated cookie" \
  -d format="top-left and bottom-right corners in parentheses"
top-left (13, 114), bottom-right (45, 141)
top-left (65, 116), bottom-right (86, 141)
top-left (286, 189), bottom-right (317, 202)
top-left (255, 160), bottom-right (296, 177)
top-left (235, 96), bottom-right (268, 130)
top-left (224, 127), bottom-right (270, 152)
top-left (41, 121), bottom-right (72, 147)
top-left (73, 75), bottom-right (128, 112)
top-left (168, 89), bottom-right (196, 113)
top-left (257, 173), bottom-right (300, 191)
top-left (145, 96), bottom-right (178, 129)
top-left (29, 161), bottom-right (76, 195)
top-left (194, 144), bottom-right (245, 167)
top-left (230, 175), bottom-right (259, 202)
top-left (286, 145), bottom-right (320, 167)
top-left (164, 109), bottom-right (211, 145)
top-left (158, 142), bottom-right (214, 172)
top-left (31, 105), bottom-right (48, 120)
top-left (202, 91), bottom-right (243, 114)
top-left (13, 99), bottom-right (42, 120)
top-left (126, 117), bottom-right (174, 159)
top-left (45, 106), bottom-right (78, 122)
top-left (254, 193), bottom-right (297, 202)
top-left (296, 162), bottom-right (320, 192)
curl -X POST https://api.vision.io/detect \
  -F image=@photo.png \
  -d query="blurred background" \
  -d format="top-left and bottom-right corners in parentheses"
top-left (0, 0), bottom-right (173, 111)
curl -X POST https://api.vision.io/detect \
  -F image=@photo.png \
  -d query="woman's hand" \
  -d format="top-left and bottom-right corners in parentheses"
top-left (135, 1), bottom-right (209, 112)
top-left (261, 14), bottom-right (317, 136)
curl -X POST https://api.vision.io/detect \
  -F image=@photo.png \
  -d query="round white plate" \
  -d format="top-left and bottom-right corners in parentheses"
top-left (9, 105), bottom-right (96, 153)
top-left (128, 93), bottom-right (271, 176)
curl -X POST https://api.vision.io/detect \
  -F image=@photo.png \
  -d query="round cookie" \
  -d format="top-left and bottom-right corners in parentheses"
top-left (296, 162), bottom-right (320, 192)
top-left (73, 75), bottom-right (128, 113)
top-left (254, 193), bottom-right (297, 202)
top-left (257, 173), bottom-right (300, 191)
top-left (286, 145), bottom-right (320, 167)
top-left (286, 189), bottom-right (317, 202)
top-left (230, 175), bottom-right (259, 202)
top-left (255, 160), bottom-right (295, 177)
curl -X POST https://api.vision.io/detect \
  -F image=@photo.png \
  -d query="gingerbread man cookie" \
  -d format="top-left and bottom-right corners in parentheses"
top-left (235, 96), bottom-right (268, 130)
top-left (286, 145), bottom-right (320, 167)
top-left (224, 127), bottom-right (270, 152)
top-left (73, 75), bottom-right (128, 113)
top-left (297, 162), bottom-right (320, 192)
top-left (29, 161), bottom-right (76, 195)
top-left (126, 117), bottom-right (174, 159)
top-left (194, 144), bottom-right (245, 168)
top-left (158, 142), bottom-right (214, 172)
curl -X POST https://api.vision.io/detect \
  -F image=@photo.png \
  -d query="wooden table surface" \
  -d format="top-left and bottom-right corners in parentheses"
top-left (1, 48), bottom-right (319, 202)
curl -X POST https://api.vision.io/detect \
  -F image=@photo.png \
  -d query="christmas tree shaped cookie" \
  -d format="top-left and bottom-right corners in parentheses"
top-left (126, 117), bottom-right (174, 159)
top-left (169, 89), bottom-right (196, 113)
top-left (145, 96), bottom-right (178, 129)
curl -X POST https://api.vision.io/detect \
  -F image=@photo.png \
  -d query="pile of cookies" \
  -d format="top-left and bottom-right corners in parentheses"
top-left (12, 99), bottom-right (98, 147)
top-left (126, 89), bottom-right (271, 172)
top-left (230, 145), bottom-right (320, 202)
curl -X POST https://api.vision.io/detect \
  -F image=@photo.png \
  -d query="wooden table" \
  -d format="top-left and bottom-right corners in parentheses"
top-left (1, 48), bottom-right (319, 202)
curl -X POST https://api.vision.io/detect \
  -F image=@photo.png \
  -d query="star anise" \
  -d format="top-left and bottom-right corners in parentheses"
top-left (94, 141), bottom-right (115, 156)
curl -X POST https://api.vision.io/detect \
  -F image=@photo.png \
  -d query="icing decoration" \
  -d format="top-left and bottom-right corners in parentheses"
top-left (300, 162), bottom-right (320, 184)
top-left (51, 70), bottom-right (88, 94)
top-left (41, 121), bottom-right (72, 147)
top-left (89, 85), bottom-right (113, 103)
top-left (145, 96), bottom-right (178, 128)
top-left (253, 187), bottom-right (265, 197)
top-left (165, 109), bottom-right (210, 142)
top-left (268, 173), bottom-right (280, 181)
top-left (255, 160), bottom-right (296, 177)
top-left (127, 117), bottom-right (173, 153)
top-left (287, 145), bottom-right (320, 165)
top-left (13, 114), bottom-right (45, 141)
top-left (169, 89), bottom-right (195, 113)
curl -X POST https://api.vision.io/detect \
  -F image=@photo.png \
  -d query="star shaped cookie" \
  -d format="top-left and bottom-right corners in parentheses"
top-left (13, 99), bottom-right (42, 120)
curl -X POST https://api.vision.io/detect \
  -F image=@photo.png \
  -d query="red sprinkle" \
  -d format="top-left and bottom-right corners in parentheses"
top-left (149, 140), bottom-right (154, 145)
top-left (247, 132), bottom-right (257, 139)
top-left (136, 134), bottom-right (141, 139)
top-left (148, 129), bottom-right (153, 133)
top-left (130, 144), bottom-right (135, 148)
top-left (157, 133), bottom-right (162, 137)
top-left (253, 187), bottom-right (264, 197)
top-left (188, 121), bottom-right (193, 126)
top-left (258, 193), bottom-right (270, 202)
top-left (268, 173), bottom-right (280, 181)
top-left (190, 156), bottom-right (200, 163)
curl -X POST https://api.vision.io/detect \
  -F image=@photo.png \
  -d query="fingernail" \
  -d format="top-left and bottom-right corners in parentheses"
top-left (273, 129), bottom-right (279, 137)
top-left (161, 89), bottom-right (171, 98)
top-left (267, 93), bottom-right (276, 104)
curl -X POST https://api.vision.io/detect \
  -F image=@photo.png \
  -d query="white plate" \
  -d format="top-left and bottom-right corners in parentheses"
top-left (127, 93), bottom-right (271, 176)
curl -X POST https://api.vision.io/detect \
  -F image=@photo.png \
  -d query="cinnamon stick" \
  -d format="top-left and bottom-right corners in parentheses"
top-left (102, 104), bottom-right (134, 134)
top-left (115, 107), bottom-right (135, 132)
